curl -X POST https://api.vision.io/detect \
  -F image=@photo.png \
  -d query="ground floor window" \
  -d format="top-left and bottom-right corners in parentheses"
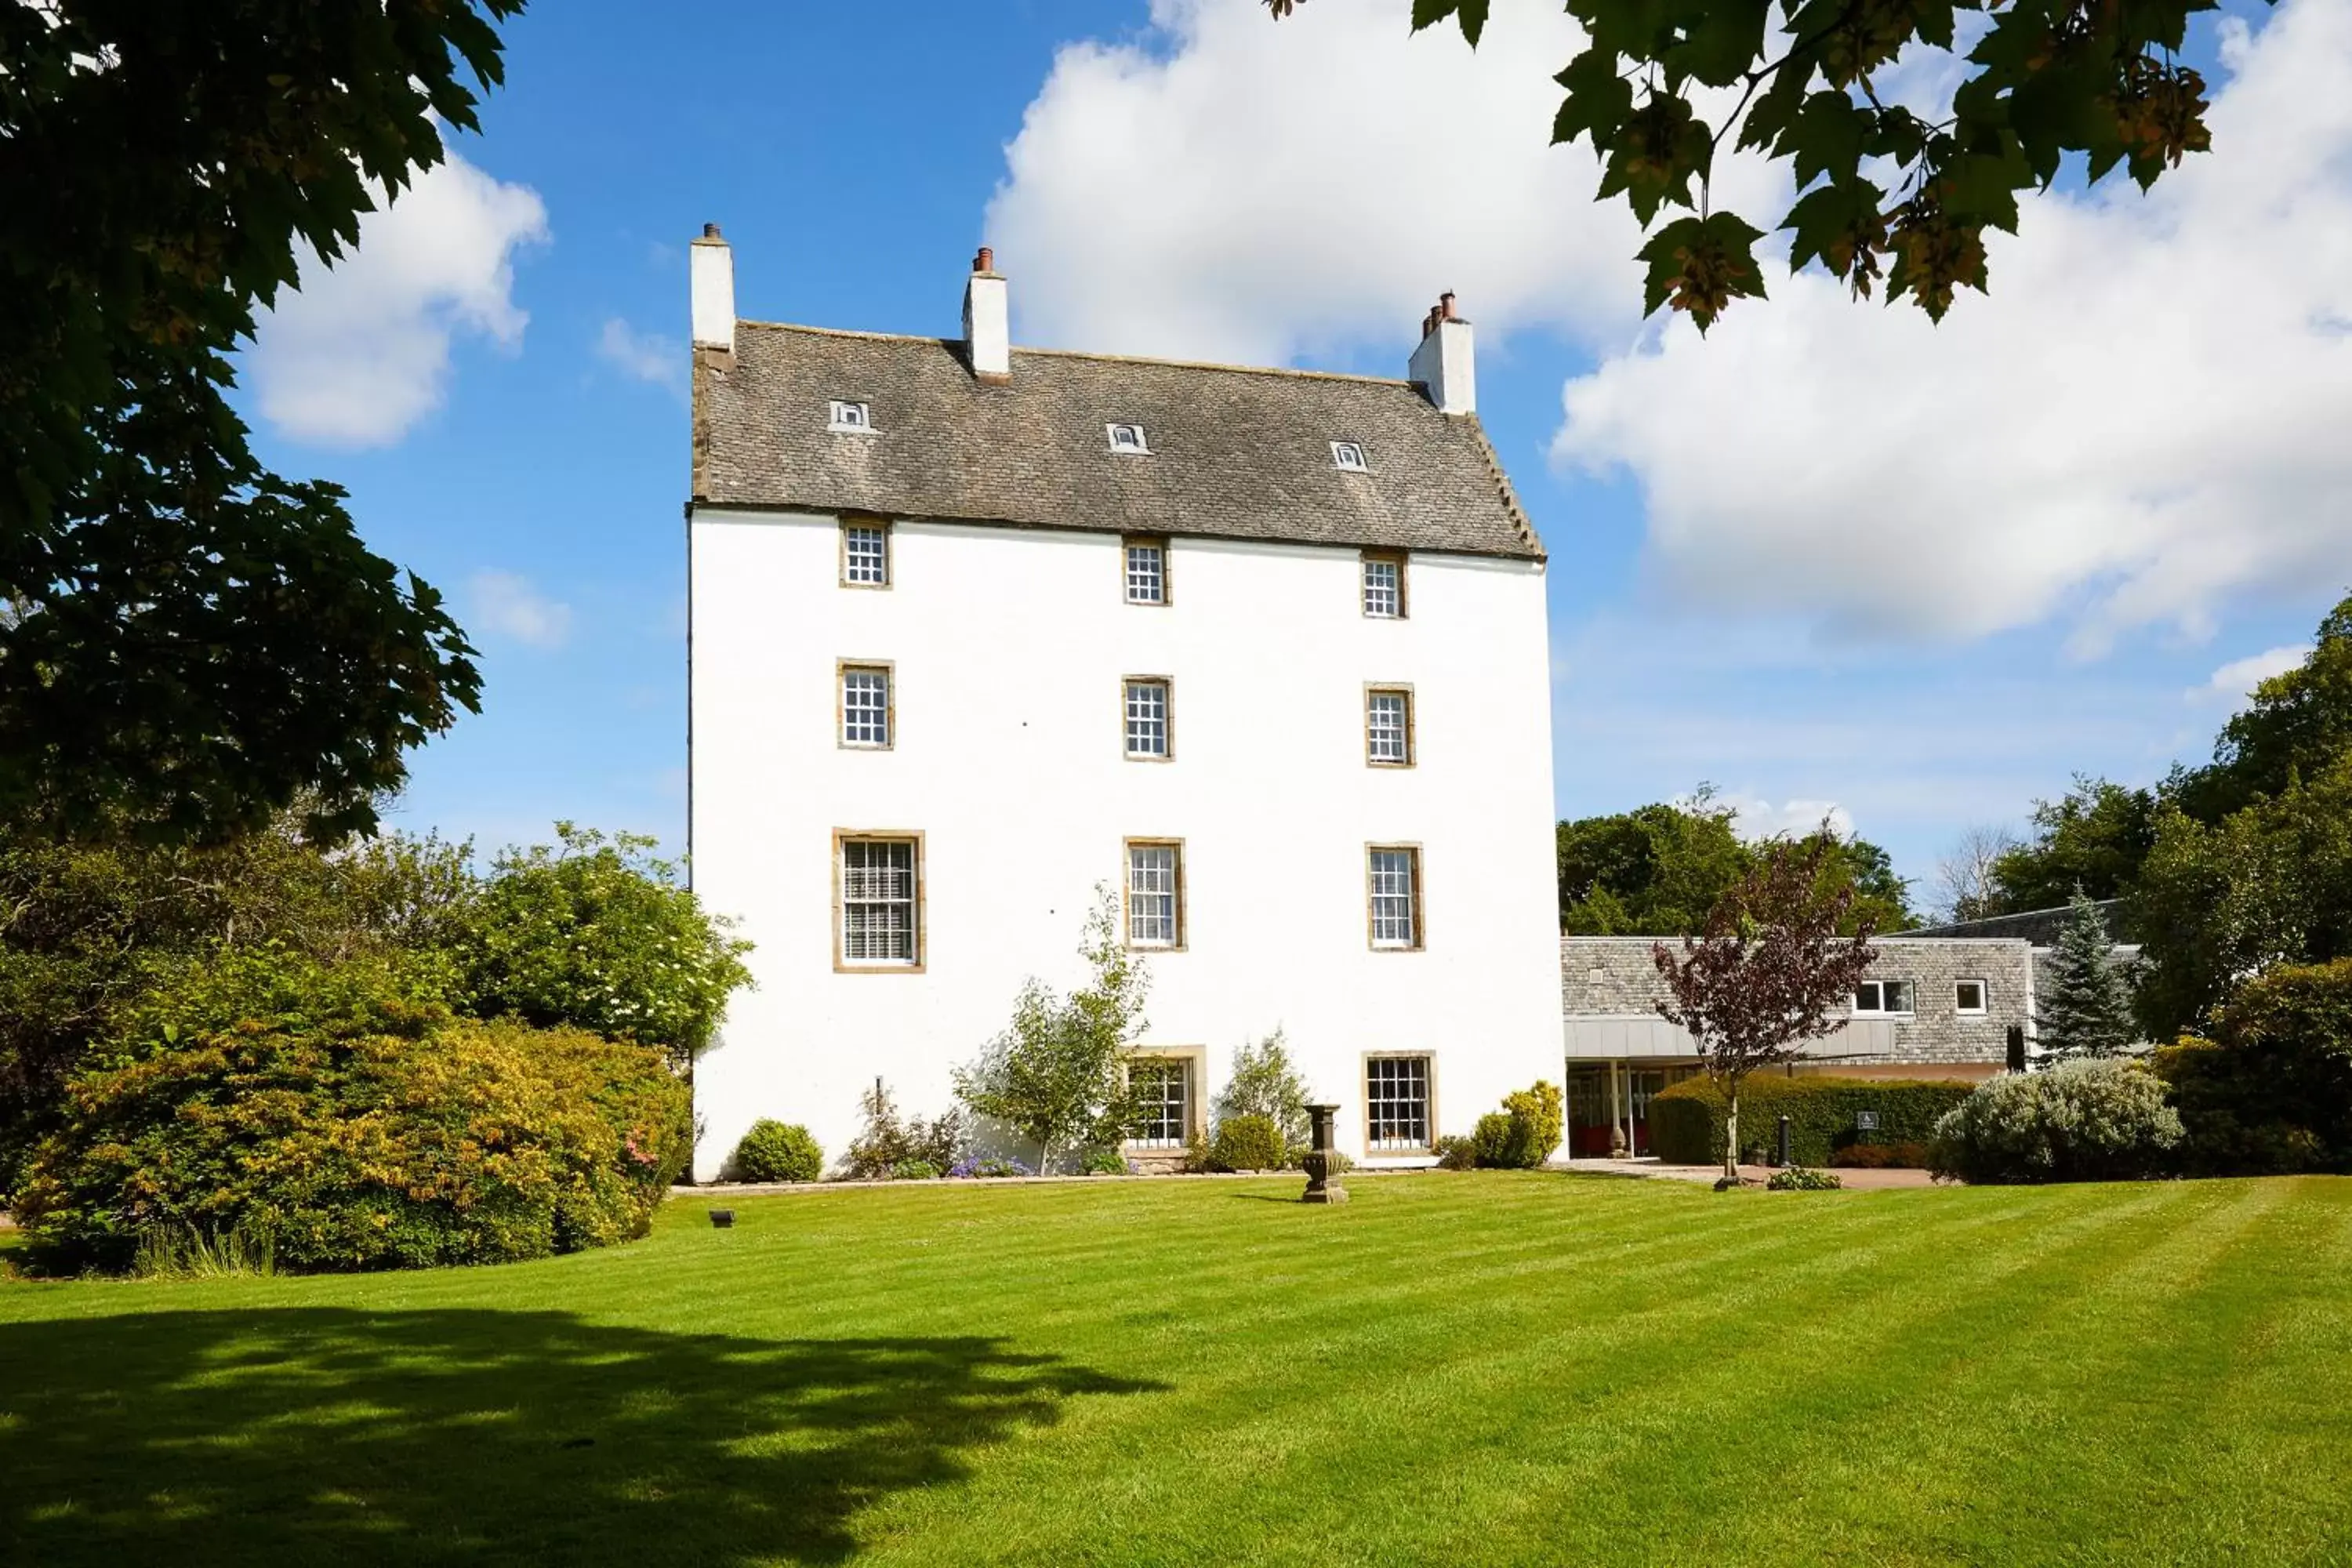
top-left (1365, 1054), bottom-right (1432, 1151)
top-left (1130, 1058), bottom-right (1192, 1149)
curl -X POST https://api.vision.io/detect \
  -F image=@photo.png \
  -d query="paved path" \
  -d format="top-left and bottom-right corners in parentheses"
top-left (1559, 1157), bottom-right (1940, 1190)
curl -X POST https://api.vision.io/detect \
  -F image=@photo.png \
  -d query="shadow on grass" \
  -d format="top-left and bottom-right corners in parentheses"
top-left (0, 1308), bottom-right (1165, 1566)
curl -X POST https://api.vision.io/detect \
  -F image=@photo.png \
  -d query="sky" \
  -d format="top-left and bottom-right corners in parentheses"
top-left (231, 0), bottom-right (2352, 913)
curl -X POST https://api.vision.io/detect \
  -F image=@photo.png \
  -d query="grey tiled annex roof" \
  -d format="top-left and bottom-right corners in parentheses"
top-left (691, 322), bottom-right (1543, 561)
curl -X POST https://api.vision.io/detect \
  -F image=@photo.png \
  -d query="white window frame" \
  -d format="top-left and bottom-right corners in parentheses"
top-left (1128, 1058), bottom-right (1192, 1149)
top-left (1124, 538), bottom-right (1168, 605)
top-left (1955, 978), bottom-right (1990, 1016)
top-left (1361, 552), bottom-right (1406, 619)
top-left (1364, 1054), bottom-right (1433, 1152)
top-left (1367, 845), bottom-right (1422, 950)
top-left (836, 833), bottom-right (921, 970)
top-left (1123, 677), bottom-right (1172, 760)
top-left (1367, 686), bottom-right (1413, 767)
top-left (1125, 840), bottom-right (1184, 949)
top-left (841, 520), bottom-right (890, 588)
top-left (828, 400), bottom-right (874, 433)
top-left (1106, 423), bottom-right (1150, 455)
top-left (1330, 440), bottom-right (1370, 473)
top-left (1853, 979), bottom-right (1917, 1017)
top-left (838, 662), bottom-right (892, 750)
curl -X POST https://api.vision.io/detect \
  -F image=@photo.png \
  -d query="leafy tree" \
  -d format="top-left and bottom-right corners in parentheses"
top-left (1269, 0), bottom-right (2252, 328)
top-left (955, 890), bottom-right (1152, 1175)
top-left (2134, 757), bottom-right (2352, 1038)
top-left (2172, 591), bottom-right (2352, 824)
top-left (2034, 893), bottom-right (2139, 1062)
top-left (2153, 958), bottom-right (2352, 1175)
top-left (2, 2), bottom-right (527, 844)
top-left (1559, 792), bottom-right (1912, 934)
top-left (1214, 1028), bottom-right (1312, 1152)
top-left (453, 825), bottom-right (754, 1069)
top-left (1651, 837), bottom-right (1880, 1183)
top-left (1985, 777), bottom-right (2160, 913)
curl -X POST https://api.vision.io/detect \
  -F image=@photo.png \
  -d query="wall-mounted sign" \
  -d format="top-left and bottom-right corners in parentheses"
top-left (1855, 1110), bottom-right (1880, 1131)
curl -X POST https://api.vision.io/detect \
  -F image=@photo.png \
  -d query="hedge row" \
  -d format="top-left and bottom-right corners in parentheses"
top-left (1650, 1075), bottom-right (1977, 1167)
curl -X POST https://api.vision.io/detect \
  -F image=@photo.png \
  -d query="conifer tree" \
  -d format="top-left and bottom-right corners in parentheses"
top-left (2035, 894), bottom-right (2139, 1064)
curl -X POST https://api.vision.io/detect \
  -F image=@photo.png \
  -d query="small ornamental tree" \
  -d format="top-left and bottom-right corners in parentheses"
top-left (1214, 1028), bottom-right (1312, 1153)
top-left (1652, 837), bottom-right (1880, 1183)
top-left (954, 889), bottom-right (1150, 1175)
top-left (2035, 892), bottom-right (2138, 1063)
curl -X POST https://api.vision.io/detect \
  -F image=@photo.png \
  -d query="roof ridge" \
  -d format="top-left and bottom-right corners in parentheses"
top-left (733, 318), bottom-right (1414, 389)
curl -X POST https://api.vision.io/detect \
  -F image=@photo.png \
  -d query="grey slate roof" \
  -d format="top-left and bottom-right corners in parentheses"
top-left (691, 323), bottom-right (1543, 561)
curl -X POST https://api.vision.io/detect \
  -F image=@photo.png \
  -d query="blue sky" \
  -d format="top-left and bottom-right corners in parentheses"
top-left (232, 0), bottom-right (2350, 913)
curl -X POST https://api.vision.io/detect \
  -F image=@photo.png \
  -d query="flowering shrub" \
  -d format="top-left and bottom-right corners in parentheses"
top-left (451, 825), bottom-right (753, 1067)
top-left (1766, 1166), bottom-right (1842, 1190)
top-left (948, 1156), bottom-right (1032, 1178)
top-left (13, 945), bottom-right (688, 1273)
top-left (728, 1120), bottom-right (822, 1183)
top-left (1929, 1059), bottom-right (2185, 1185)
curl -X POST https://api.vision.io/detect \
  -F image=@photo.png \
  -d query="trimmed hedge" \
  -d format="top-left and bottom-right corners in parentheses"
top-left (729, 1120), bottom-right (822, 1183)
top-left (13, 947), bottom-right (689, 1273)
top-left (1650, 1075), bottom-right (1976, 1167)
top-left (1210, 1114), bottom-right (1286, 1172)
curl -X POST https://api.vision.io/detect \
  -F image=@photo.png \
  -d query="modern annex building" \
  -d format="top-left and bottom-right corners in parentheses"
top-left (684, 230), bottom-right (1562, 1179)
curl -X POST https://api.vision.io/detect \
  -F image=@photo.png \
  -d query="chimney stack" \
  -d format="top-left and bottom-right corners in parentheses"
top-left (691, 223), bottom-right (735, 354)
top-left (963, 246), bottom-right (1010, 383)
top-left (1408, 291), bottom-right (1474, 416)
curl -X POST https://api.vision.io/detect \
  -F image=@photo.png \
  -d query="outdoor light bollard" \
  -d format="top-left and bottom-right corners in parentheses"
top-left (709, 1209), bottom-right (735, 1229)
top-left (1301, 1102), bottom-right (1348, 1205)
top-left (1776, 1115), bottom-right (1791, 1169)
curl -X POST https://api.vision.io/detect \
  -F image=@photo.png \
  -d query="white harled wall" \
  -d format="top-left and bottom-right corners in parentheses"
top-left (688, 506), bottom-right (1559, 1178)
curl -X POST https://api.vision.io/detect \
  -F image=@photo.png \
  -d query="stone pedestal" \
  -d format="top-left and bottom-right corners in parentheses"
top-left (1301, 1102), bottom-right (1348, 1204)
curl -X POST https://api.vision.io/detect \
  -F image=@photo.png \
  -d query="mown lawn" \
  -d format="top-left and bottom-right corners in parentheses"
top-left (2, 1173), bottom-right (2349, 1566)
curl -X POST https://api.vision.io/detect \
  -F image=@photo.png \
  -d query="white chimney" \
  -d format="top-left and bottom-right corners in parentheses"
top-left (1408, 292), bottom-right (1474, 416)
top-left (963, 246), bottom-right (1010, 383)
top-left (690, 223), bottom-right (735, 354)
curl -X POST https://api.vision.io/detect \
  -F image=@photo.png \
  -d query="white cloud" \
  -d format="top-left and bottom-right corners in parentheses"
top-left (465, 571), bottom-right (572, 651)
top-left (2190, 644), bottom-right (2311, 705)
top-left (987, 0), bottom-right (1679, 364)
top-left (249, 146), bottom-right (549, 447)
top-left (596, 316), bottom-right (686, 396)
top-left (1552, 0), bottom-right (2352, 652)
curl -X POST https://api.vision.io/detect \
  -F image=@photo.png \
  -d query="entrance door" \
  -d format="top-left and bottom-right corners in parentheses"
top-left (1626, 1070), bottom-right (1669, 1156)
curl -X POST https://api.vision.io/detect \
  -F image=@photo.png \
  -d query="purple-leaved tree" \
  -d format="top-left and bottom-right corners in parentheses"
top-left (1653, 837), bottom-right (1881, 1185)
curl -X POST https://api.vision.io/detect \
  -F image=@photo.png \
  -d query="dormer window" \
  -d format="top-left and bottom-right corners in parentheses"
top-left (1106, 423), bottom-right (1150, 454)
top-left (1331, 441), bottom-right (1369, 473)
top-left (829, 401), bottom-right (873, 432)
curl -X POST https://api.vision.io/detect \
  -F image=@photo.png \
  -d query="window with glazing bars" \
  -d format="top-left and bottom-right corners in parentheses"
top-left (1369, 847), bottom-right (1419, 948)
top-left (1362, 554), bottom-right (1403, 617)
top-left (840, 666), bottom-right (890, 746)
top-left (843, 523), bottom-right (889, 586)
top-left (840, 839), bottom-right (916, 964)
top-left (1125, 679), bottom-right (1170, 758)
top-left (1366, 1055), bottom-right (1431, 1150)
top-left (1367, 688), bottom-right (1410, 764)
top-left (1126, 540), bottom-right (1166, 604)
top-left (1130, 1059), bottom-right (1189, 1147)
top-left (1127, 842), bottom-right (1181, 947)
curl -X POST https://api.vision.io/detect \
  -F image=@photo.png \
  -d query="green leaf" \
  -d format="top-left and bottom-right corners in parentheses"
top-left (1552, 47), bottom-right (1633, 147)
top-left (1669, 0), bottom-right (1769, 88)
top-left (1410, 0), bottom-right (1490, 45)
top-left (1637, 210), bottom-right (1768, 329)
top-left (1598, 92), bottom-right (1712, 227)
top-left (1783, 178), bottom-right (1888, 281)
top-left (1788, 90), bottom-right (1869, 192)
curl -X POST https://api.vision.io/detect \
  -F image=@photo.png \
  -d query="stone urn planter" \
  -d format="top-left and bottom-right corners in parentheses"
top-left (1301, 1103), bottom-right (1348, 1205)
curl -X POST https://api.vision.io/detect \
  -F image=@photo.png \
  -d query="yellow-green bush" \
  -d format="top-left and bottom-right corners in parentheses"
top-left (1472, 1080), bottom-right (1564, 1168)
top-left (13, 946), bottom-right (688, 1273)
top-left (1210, 1113), bottom-right (1287, 1171)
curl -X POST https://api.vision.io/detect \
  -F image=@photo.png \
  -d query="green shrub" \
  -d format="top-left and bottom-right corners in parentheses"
top-left (1434, 1134), bottom-right (1479, 1171)
top-left (1828, 1142), bottom-right (1929, 1169)
top-left (1076, 1148), bottom-right (1131, 1176)
top-left (1929, 1060), bottom-right (2185, 1185)
top-left (890, 1159), bottom-right (942, 1181)
top-left (729, 1120), bottom-right (822, 1183)
top-left (13, 946), bottom-right (688, 1273)
top-left (841, 1078), bottom-right (966, 1179)
top-left (1210, 1114), bottom-right (1287, 1172)
top-left (1766, 1166), bottom-right (1842, 1190)
top-left (1469, 1080), bottom-right (1565, 1169)
top-left (2151, 958), bottom-right (2352, 1175)
top-left (1215, 1029), bottom-right (1312, 1154)
top-left (1650, 1076), bottom-right (1976, 1167)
